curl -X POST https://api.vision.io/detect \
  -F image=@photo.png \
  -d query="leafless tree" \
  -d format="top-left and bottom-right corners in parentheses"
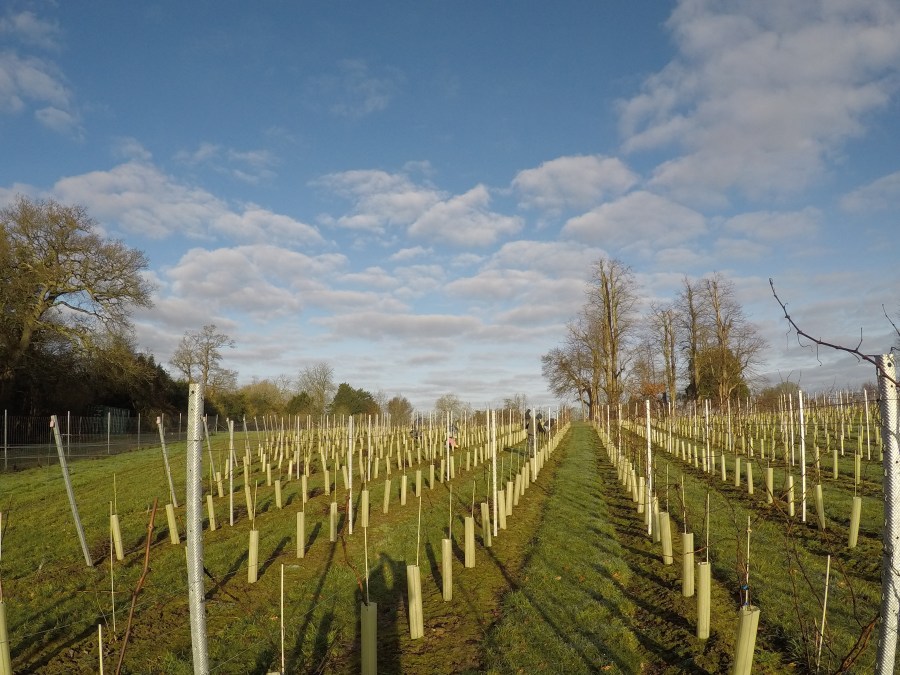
top-left (296, 361), bottom-right (337, 417)
top-left (542, 312), bottom-right (602, 418)
top-left (587, 257), bottom-right (638, 408)
top-left (386, 395), bottom-right (414, 426)
top-left (171, 324), bottom-right (237, 396)
top-left (702, 273), bottom-right (766, 404)
top-left (647, 301), bottom-right (679, 408)
top-left (676, 276), bottom-right (708, 403)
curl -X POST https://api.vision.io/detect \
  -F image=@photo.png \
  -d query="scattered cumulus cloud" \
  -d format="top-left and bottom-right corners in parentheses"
top-left (0, 52), bottom-right (70, 110)
top-left (512, 155), bottom-right (639, 214)
top-left (52, 160), bottom-right (324, 246)
top-left (314, 169), bottom-right (443, 234)
top-left (408, 184), bottom-right (523, 247)
top-left (618, 0), bottom-right (900, 203)
top-left (722, 208), bottom-right (820, 240)
top-left (175, 142), bottom-right (278, 183)
top-left (713, 237), bottom-right (769, 261)
top-left (309, 59), bottom-right (404, 119)
top-left (317, 312), bottom-right (481, 342)
top-left (35, 105), bottom-right (82, 138)
top-left (316, 170), bottom-right (520, 247)
top-left (562, 190), bottom-right (706, 250)
top-left (841, 171), bottom-right (900, 212)
top-left (0, 10), bottom-right (82, 138)
top-left (0, 11), bottom-right (61, 50)
top-left (389, 246), bottom-right (432, 262)
top-left (161, 244), bottom-right (348, 319)
top-left (113, 137), bottom-right (154, 162)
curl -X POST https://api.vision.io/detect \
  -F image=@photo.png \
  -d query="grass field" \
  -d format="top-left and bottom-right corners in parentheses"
top-left (0, 417), bottom-right (888, 673)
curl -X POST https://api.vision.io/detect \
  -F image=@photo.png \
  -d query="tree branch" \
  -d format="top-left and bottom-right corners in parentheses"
top-left (769, 279), bottom-right (897, 386)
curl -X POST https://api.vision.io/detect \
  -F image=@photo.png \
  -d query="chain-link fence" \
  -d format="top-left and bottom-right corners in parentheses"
top-left (0, 409), bottom-right (223, 471)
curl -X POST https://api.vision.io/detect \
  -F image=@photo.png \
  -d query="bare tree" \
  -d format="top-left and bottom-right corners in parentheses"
top-left (386, 395), bottom-right (414, 426)
top-left (542, 313), bottom-right (602, 417)
top-left (171, 324), bottom-right (236, 396)
top-left (630, 336), bottom-right (666, 403)
top-left (676, 276), bottom-right (708, 403)
top-left (587, 257), bottom-right (638, 409)
top-left (0, 196), bottom-right (152, 392)
top-left (701, 272), bottom-right (766, 404)
top-left (648, 302), bottom-right (679, 408)
top-left (296, 362), bottom-right (336, 417)
top-left (434, 393), bottom-right (469, 419)
top-left (502, 393), bottom-right (528, 413)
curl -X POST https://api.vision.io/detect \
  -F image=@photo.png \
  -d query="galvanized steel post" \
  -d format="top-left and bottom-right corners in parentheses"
top-left (876, 355), bottom-right (899, 675)
top-left (185, 382), bottom-right (209, 673)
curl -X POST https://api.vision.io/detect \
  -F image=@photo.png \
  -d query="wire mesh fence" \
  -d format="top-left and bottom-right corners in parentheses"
top-left (0, 409), bottom-right (222, 471)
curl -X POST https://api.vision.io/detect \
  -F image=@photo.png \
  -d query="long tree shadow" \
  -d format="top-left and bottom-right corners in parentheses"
top-left (18, 615), bottom-right (102, 673)
top-left (361, 552), bottom-right (404, 675)
top-left (306, 521), bottom-right (322, 550)
top-left (424, 540), bottom-right (442, 595)
top-left (310, 602), bottom-right (338, 673)
top-left (286, 538), bottom-right (337, 673)
top-left (259, 535), bottom-right (290, 577)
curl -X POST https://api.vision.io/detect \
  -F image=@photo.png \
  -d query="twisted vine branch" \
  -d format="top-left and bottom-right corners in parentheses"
top-left (769, 279), bottom-right (898, 387)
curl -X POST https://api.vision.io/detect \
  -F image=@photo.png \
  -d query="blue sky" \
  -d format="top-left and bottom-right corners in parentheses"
top-left (2, 1), bottom-right (899, 410)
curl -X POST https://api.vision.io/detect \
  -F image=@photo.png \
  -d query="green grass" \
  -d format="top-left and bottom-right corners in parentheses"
top-left (0, 417), bottom-right (888, 673)
top-left (481, 423), bottom-right (651, 673)
top-left (0, 425), bottom-right (568, 673)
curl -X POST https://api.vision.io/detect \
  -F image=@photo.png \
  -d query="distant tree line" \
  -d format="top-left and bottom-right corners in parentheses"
top-left (542, 257), bottom-right (767, 419)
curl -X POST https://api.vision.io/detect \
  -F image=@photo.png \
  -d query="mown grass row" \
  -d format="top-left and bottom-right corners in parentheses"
top-left (0, 423), bottom-right (568, 673)
top-left (613, 419), bottom-right (886, 673)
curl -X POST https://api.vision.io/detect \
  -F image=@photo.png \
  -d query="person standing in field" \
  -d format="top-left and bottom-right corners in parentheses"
top-left (525, 409), bottom-right (546, 456)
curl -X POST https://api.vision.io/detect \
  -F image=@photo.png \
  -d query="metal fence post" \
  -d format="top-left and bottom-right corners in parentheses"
top-left (185, 383), bottom-right (209, 673)
top-left (876, 354), bottom-right (900, 674)
top-left (107, 412), bottom-right (111, 455)
top-left (157, 415), bottom-right (179, 508)
top-left (50, 415), bottom-right (93, 568)
top-left (3, 410), bottom-right (6, 471)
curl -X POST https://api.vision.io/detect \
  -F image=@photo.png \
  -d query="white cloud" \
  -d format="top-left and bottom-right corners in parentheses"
top-left (52, 161), bottom-right (324, 246)
top-left (619, 0), bottom-right (900, 202)
top-left (391, 264), bottom-right (446, 300)
top-left (339, 266), bottom-right (400, 291)
top-left (309, 59), bottom-right (403, 119)
top-left (408, 184), bottom-right (523, 247)
top-left (316, 171), bottom-right (521, 246)
top-left (562, 190), bottom-right (706, 249)
top-left (841, 171), bottom-right (900, 212)
top-left (722, 208), bottom-right (820, 240)
top-left (175, 142), bottom-right (278, 183)
top-left (389, 246), bottom-right (432, 262)
top-left (0, 12), bottom-right (81, 138)
top-left (35, 105), bottom-right (81, 138)
top-left (512, 155), bottom-right (639, 213)
top-left (0, 11), bottom-right (61, 50)
top-left (0, 51), bottom-right (71, 112)
top-left (112, 137), bottom-right (153, 162)
top-left (485, 239), bottom-right (605, 277)
top-left (159, 245), bottom-right (349, 319)
top-left (317, 311), bottom-right (481, 342)
top-left (314, 169), bottom-right (443, 234)
top-left (713, 237), bottom-right (769, 261)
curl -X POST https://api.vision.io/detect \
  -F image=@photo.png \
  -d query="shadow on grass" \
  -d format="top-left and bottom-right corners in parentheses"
top-left (259, 535), bottom-right (290, 577)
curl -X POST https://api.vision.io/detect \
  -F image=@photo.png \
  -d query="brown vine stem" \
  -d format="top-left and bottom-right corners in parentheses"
top-left (115, 497), bottom-right (158, 675)
top-left (769, 279), bottom-right (898, 386)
